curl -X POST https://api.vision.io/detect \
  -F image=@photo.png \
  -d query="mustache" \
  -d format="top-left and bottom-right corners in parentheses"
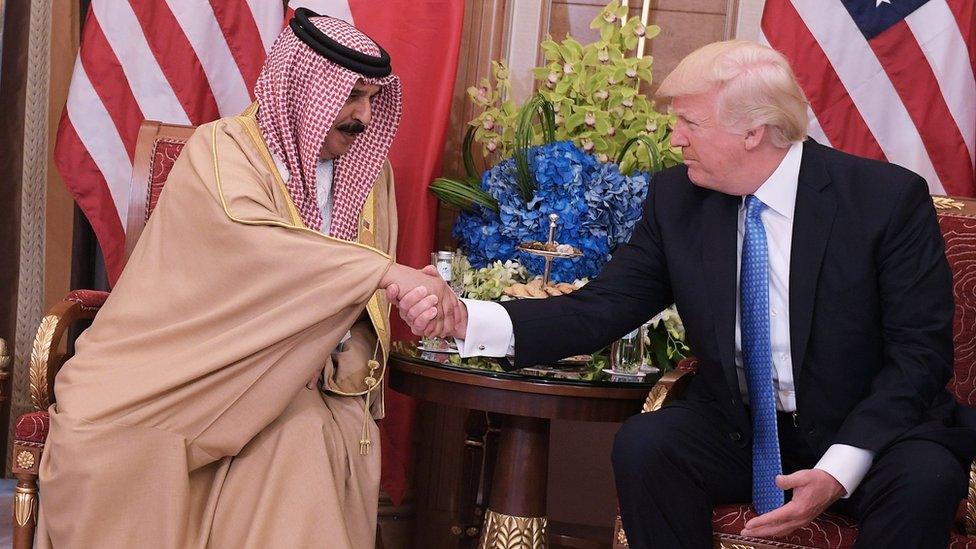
top-left (336, 121), bottom-right (367, 135)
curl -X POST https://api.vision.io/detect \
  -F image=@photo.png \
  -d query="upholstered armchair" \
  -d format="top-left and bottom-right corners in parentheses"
top-left (10, 121), bottom-right (195, 549)
top-left (613, 195), bottom-right (976, 549)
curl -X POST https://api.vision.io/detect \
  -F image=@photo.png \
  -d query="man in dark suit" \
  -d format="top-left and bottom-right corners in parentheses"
top-left (389, 40), bottom-right (973, 548)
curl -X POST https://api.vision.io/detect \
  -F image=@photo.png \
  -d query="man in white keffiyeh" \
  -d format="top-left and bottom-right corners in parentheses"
top-left (35, 10), bottom-right (456, 549)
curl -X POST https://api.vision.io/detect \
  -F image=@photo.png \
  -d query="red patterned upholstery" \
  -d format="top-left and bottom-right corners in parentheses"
top-left (146, 138), bottom-right (188, 221)
top-left (15, 411), bottom-right (49, 445)
top-left (712, 504), bottom-right (858, 548)
top-left (65, 289), bottom-right (110, 309)
top-left (941, 212), bottom-right (976, 406)
top-left (949, 534), bottom-right (976, 548)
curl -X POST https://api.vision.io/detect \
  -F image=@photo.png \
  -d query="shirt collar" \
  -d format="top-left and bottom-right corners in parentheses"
top-left (269, 153), bottom-right (333, 185)
top-left (749, 140), bottom-right (802, 221)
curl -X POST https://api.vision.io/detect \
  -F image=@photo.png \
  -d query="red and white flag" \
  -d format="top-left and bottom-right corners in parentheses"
top-left (760, 0), bottom-right (975, 197)
top-left (55, 0), bottom-right (463, 287)
top-left (55, 0), bottom-right (283, 283)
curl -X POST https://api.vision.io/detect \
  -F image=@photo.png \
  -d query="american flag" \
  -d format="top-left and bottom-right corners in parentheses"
top-left (760, 0), bottom-right (975, 197)
top-left (54, 0), bottom-right (461, 285)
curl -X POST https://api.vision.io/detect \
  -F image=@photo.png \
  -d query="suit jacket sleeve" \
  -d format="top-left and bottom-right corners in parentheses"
top-left (501, 178), bottom-right (675, 369)
top-left (832, 177), bottom-right (955, 452)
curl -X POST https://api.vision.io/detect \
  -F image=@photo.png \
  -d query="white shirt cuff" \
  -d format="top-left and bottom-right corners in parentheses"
top-left (814, 444), bottom-right (874, 498)
top-left (454, 298), bottom-right (515, 358)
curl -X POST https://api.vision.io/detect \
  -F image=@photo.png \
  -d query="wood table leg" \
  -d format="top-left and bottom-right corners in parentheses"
top-left (479, 415), bottom-right (549, 548)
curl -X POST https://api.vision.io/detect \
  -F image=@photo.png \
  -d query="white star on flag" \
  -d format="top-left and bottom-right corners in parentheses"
top-left (876, 0), bottom-right (891, 6)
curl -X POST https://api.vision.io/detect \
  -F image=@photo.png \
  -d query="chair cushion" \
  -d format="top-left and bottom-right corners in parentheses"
top-left (950, 532), bottom-right (976, 548)
top-left (15, 411), bottom-right (49, 445)
top-left (712, 504), bottom-right (858, 548)
top-left (147, 138), bottom-right (188, 221)
top-left (65, 289), bottom-right (110, 309)
top-left (939, 212), bottom-right (976, 406)
top-left (711, 501), bottom-right (976, 548)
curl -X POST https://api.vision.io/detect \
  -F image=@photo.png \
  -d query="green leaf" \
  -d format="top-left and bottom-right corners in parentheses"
top-left (612, 66), bottom-right (628, 83)
top-left (541, 40), bottom-right (561, 62)
top-left (555, 78), bottom-right (572, 96)
top-left (429, 178), bottom-right (499, 213)
top-left (462, 125), bottom-right (478, 178)
top-left (616, 134), bottom-right (664, 174)
top-left (582, 48), bottom-right (599, 66)
top-left (565, 111), bottom-right (585, 131)
top-left (562, 38), bottom-right (583, 62)
top-left (600, 23), bottom-right (614, 43)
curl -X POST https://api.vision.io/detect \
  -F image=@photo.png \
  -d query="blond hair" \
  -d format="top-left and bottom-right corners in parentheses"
top-left (658, 40), bottom-right (809, 148)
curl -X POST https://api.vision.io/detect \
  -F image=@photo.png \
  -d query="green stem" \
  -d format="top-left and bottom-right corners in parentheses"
top-left (512, 94), bottom-right (557, 203)
top-left (616, 134), bottom-right (663, 174)
top-left (462, 125), bottom-right (478, 178)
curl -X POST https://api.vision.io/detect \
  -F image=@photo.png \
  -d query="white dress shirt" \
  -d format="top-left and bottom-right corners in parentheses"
top-left (456, 141), bottom-right (873, 497)
top-left (271, 154), bottom-right (336, 234)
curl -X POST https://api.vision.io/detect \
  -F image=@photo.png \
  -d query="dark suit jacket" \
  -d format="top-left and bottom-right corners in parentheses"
top-left (502, 139), bottom-right (975, 459)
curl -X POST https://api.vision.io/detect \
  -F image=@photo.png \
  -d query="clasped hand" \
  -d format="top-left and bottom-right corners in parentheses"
top-left (380, 264), bottom-right (467, 339)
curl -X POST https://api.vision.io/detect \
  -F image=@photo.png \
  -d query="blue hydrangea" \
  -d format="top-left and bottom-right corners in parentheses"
top-left (453, 141), bottom-right (650, 283)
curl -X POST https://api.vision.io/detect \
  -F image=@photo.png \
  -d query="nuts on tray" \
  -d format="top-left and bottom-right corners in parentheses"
top-left (501, 278), bottom-right (584, 298)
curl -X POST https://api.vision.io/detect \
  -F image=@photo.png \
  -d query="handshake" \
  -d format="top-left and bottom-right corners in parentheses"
top-left (380, 263), bottom-right (468, 340)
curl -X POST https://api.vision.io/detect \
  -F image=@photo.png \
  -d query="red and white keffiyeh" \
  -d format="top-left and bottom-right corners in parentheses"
top-left (254, 16), bottom-right (401, 239)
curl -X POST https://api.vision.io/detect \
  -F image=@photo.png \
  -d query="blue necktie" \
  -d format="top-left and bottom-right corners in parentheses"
top-left (741, 195), bottom-right (784, 515)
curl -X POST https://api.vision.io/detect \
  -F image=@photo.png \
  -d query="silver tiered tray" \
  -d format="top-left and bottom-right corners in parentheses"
top-left (516, 213), bottom-right (582, 287)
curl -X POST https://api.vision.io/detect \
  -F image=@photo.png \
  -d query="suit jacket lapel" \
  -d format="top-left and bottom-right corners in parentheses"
top-left (700, 190), bottom-right (742, 404)
top-left (790, 142), bottom-right (836, 385)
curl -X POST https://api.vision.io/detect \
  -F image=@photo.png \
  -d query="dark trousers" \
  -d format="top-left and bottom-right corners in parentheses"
top-left (611, 400), bottom-right (968, 549)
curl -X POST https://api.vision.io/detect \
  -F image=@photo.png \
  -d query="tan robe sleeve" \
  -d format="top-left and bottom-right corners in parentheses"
top-left (53, 118), bottom-right (394, 467)
top-left (325, 160), bottom-right (397, 418)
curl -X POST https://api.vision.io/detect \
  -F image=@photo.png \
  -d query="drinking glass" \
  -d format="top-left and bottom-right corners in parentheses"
top-left (610, 328), bottom-right (643, 374)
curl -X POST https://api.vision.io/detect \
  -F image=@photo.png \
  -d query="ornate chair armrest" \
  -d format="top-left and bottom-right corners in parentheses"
top-left (642, 357), bottom-right (699, 413)
top-left (30, 290), bottom-right (108, 411)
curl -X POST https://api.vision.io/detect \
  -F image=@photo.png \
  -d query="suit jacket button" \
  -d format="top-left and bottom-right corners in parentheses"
top-left (729, 431), bottom-right (742, 442)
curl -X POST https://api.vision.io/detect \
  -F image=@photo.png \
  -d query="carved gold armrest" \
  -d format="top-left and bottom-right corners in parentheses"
top-left (29, 290), bottom-right (108, 410)
top-left (642, 357), bottom-right (699, 413)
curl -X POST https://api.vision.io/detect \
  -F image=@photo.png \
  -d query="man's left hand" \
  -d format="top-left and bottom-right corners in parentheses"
top-left (741, 469), bottom-right (846, 538)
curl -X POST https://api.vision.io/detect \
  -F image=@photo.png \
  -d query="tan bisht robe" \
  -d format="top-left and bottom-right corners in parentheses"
top-left (36, 108), bottom-right (397, 548)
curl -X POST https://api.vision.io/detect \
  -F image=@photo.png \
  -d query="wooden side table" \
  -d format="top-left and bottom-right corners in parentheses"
top-left (390, 347), bottom-right (654, 548)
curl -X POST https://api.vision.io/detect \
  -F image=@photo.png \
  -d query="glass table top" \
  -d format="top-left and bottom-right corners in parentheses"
top-left (391, 341), bottom-right (660, 389)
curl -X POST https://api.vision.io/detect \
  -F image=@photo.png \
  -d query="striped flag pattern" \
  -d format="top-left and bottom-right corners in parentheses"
top-left (53, 0), bottom-right (393, 283)
top-left (760, 0), bottom-right (975, 197)
top-left (55, 0), bottom-right (292, 283)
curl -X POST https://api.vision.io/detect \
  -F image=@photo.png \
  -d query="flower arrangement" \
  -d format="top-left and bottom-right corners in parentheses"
top-left (430, 0), bottom-right (690, 368)
top-left (453, 140), bottom-right (649, 282)
top-left (645, 305), bottom-right (690, 369)
top-left (465, 0), bottom-right (681, 172)
top-left (454, 256), bottom-right (529, 301)
top-left (432, 1), bottom-right (682, 282)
